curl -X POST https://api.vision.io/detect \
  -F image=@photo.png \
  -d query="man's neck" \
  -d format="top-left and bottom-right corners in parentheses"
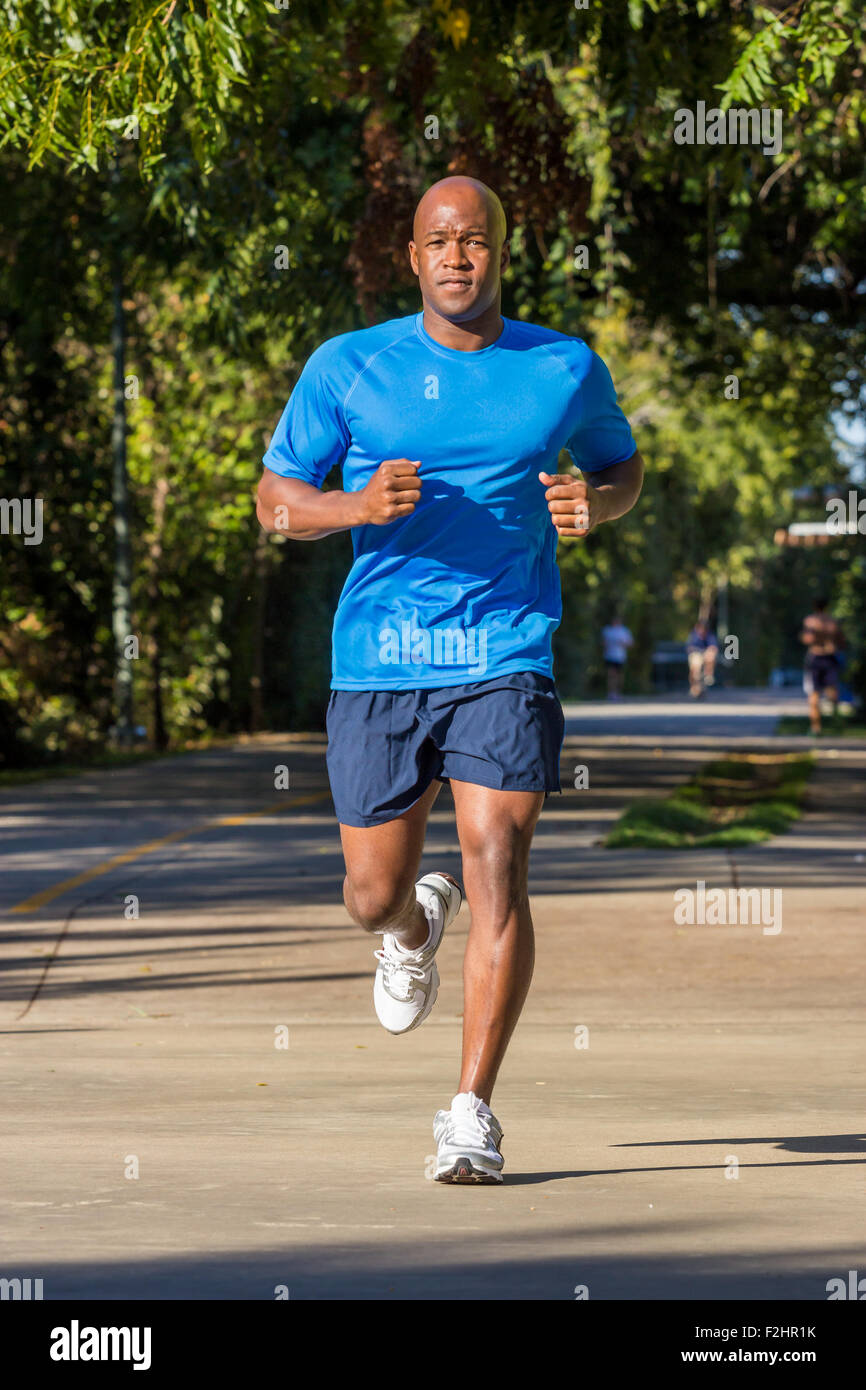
top-left (421, 301), bottom-right (504, 352)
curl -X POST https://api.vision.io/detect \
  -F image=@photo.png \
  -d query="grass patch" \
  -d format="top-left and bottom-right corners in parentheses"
top-left (776, 710), bottom-right (866, 739)
top-left (605, 753), bottom-right (813, 850)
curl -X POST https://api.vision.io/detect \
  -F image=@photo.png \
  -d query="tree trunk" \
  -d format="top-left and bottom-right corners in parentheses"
top-left (716, 574), bottom-right (729, 637)
top-left (699, 577), bottom-right (715, 625)
top-left (249, 527), bottom-right (268, 733)
top-left (111, 258), bottom-right (135, 745)
top-left (707, 170), bottom-right (718, 312)
top-left (604, 221), bottom-right (614, 309)
top-left (148, 475), bottom-right (169, 750)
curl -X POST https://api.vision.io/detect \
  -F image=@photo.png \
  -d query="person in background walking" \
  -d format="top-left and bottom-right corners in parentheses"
top-left (687, 620), bottom-right (718, 699)
top-left (601, 613), bottom-right (634, 700)
top-left (800, 597), bottom-right (844, 736)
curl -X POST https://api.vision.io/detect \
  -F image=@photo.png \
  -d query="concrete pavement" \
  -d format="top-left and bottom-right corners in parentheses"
top-left (1, 692), bottom-right (864, 1299)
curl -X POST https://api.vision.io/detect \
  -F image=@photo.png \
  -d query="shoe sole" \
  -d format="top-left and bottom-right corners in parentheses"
top-left (435, 1156), bottom-right (503, 1185)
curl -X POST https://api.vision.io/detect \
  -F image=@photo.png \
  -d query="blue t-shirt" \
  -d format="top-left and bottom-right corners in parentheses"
top-left (263, 312), bottom-right (636, 690)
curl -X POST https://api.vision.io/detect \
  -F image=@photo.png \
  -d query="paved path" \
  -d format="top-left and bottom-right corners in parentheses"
top-left (565, 686), bottom-right (819, 743)
top-left (1, 693), bottom-right (864, 1299)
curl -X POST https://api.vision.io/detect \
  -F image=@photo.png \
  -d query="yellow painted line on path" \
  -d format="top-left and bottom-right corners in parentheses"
top-left (8, 790), bottom-right (331, 915)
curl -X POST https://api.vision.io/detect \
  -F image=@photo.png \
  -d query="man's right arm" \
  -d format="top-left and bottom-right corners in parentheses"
top-left (256, 460), bottom-right (422, 540)
top-left (256, 472), bottom-right (364, 540)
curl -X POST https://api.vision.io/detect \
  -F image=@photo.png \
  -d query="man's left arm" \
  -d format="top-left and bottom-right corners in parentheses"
top-left (539, 449), bottom-right (644, 540)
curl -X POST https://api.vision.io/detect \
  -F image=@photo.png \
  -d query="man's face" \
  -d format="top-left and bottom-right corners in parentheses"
top-left (409, 190), bottom-right (508, 322)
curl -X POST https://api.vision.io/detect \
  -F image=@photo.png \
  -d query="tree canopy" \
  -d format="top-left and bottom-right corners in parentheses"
top-left (1, 0), bottom-right (864, 763)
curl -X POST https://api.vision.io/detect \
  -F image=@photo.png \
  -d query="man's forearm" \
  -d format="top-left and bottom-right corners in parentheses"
top-left (588, 450), bottom-right (645, 523)
top-left (256, 473), bottom-right (365, 540)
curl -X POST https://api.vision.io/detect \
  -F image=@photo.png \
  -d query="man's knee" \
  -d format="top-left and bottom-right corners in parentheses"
top-left (461, 829), bottom-right (531, 910)
top-left (344, 873), bottom-right (416, 933)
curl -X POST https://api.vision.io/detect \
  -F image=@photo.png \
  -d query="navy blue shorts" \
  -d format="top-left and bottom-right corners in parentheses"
top-left (326, 672), bottom-right (565, 827)
top-left (807, 653), bottom-right (839, 693)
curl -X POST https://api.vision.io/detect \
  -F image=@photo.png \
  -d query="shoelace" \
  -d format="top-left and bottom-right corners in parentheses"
top-left (442, 1106), bottom-right (493, 1149)
top-left (374, 944), bottom-right (427, 1001)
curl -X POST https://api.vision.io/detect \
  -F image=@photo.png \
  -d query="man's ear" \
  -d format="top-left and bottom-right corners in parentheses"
top-left (408, 241), bottom-right (419, 276)
top-left (500, 241), bottom-right (511, 273)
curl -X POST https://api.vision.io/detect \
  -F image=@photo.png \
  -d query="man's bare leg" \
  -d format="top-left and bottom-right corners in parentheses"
top-left (688, 652), bottom-right (704, 698)
top-left (340, 780), bottom-right (442, 948)
top-left (450, 781), bottom-right (545, 1105)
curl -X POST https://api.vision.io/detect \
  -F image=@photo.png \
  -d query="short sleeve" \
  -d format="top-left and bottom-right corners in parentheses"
top-left (566, 350), bottom-right (636, 474)
top-left (263, 344), bottom-right (350, 487)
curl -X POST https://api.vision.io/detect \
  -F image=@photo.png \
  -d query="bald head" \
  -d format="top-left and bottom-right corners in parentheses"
top-left (412, 177), bottom-right (507, 245)
top-left (408, 177), bottom-right (509, 330)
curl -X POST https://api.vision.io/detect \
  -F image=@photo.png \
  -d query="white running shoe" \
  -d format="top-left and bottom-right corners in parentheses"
top-left (373, 873), bottom-right (462, 1035)
top-left (433, 1091), bottom-right (505, 1184)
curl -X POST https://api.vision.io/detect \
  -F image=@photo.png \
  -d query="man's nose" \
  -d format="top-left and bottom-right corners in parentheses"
top-left (443, 240), bottom-right (470, 265)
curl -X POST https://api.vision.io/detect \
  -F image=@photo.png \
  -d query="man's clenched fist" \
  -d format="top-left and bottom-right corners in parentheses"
top-left (357, 458), bottom-right (422, 525)
top-left (538, 470), bottom-right (608, 539)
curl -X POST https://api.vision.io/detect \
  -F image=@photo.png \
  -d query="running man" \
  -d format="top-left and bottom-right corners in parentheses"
top-left (800, 597), bottom-right (844, 735)
top-left (687, 619), bottom-right (718, 698)
top-left (601, 612), bottom-right (634, 700)
top-left (256, 176), bottom-right (643, 1183)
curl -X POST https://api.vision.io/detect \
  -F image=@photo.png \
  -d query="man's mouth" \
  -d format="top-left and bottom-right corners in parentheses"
top-left (439, 278), bottom-right (472, 289)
